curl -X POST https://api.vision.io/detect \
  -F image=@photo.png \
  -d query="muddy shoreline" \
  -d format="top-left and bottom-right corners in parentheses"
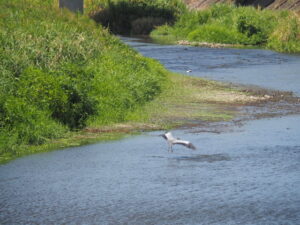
top-left (4, 75), bottom-right (299, 164)
top-left (85, 84), bottom-right (300, 135)
top-left (181, 84), bottom-right (300, 132)
top-left (177, 40), bottom-right (247, 49)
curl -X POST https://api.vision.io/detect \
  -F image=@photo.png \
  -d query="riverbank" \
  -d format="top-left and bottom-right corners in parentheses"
top-left (151, 4), bottom-right (300, 53)
top-left (0, 0), bottom-right (261, 164)
top-left (2, 70), bottom-right (299, 164)
top-left (177, 40), bottom-right (246, 48)
top-left (0, 0), bottom-right (167, 163)
top-left (1, 0), bottom-right (300, 164)
top-left (88, 1), bottom-right (299, 53)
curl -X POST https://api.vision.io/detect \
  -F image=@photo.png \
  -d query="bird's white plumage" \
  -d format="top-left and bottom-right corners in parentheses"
top-left (161, 132), bottom-right (196, 152)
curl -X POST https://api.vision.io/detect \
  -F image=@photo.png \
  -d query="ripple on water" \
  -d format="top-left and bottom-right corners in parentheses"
top-left (172, 154), bottom-right (231, 163)
top-left (1, 38), bottom-right (300, 225)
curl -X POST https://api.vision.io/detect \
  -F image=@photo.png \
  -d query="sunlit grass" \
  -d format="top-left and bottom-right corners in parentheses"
top-left (151, 4), bottom-right (300, 53)
top-left (0, 69), bottom-right (260, 164)
top-left (0, 0), bottom-right (166, 160)
top-left (0, 0), bottom-right (277, 164)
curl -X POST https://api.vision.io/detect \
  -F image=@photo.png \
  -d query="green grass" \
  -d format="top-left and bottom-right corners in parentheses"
top-left (88, 0), bottom-right (187, 35)
top-left (0, 0), bottom-right (167, 160)
top-left (1, 70), bottom-right (254, 164)
top-left (0, 0), bottom-right (277, 164)
top-left (151, 3), bottom-right (300, 53)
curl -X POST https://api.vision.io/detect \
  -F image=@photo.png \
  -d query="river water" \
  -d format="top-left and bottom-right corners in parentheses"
top-left (123, 36), bottom-right (300, 95)
top-left (1, 37), bottom-right (300, 225)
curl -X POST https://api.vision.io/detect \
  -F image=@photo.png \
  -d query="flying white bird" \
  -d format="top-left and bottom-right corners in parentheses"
top-left (160, 131), bottom-right (196, 152)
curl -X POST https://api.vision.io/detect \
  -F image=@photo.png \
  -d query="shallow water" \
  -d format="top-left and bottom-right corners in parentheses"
top-left (1, 38), bottom-right (300, 225)
top-left (1, 116), bottom-right (300, 224)
top-left (122, 36), bottom-right (300, 95)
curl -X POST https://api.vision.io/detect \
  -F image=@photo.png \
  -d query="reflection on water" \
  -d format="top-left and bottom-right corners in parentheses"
top-left (1, 37), bottom-right (300, 225)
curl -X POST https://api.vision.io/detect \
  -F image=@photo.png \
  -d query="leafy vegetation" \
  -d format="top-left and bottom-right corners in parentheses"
top-left (1, 0), bottom-right (295, 163)
top-left (151, 3), bottom-right (300, 53)
top-left (88, 0), bottom-right (187, 35)
top-left (0, 0), bottom-right (167, 160)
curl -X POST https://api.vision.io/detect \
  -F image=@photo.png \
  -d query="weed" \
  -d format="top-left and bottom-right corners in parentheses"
top-left (0, 0), bottom-right (166, 158)
top-left (151, 3), bottom-right (300, 53)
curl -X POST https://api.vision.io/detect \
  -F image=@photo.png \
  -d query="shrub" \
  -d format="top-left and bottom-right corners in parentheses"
top-left (188, 25), bottom-right (242, 44)
top-left (0, 96), bottom-right (66, 146)
top-left (0, 0), bottom-right (167, 157)
top-left (267, 13), bottom-right (300, 53)
top-left (131, 17), bottom-right (167, 35)
top-left (151, 3), bottom-right (300, 52)
top-left (90, 0), bottom-right (186, 35)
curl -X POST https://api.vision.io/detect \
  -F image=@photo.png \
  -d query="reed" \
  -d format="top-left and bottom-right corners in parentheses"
top-left (151, 3), bottom-right (300, 53)
top-left (0, 0), bottom-right (167, 159)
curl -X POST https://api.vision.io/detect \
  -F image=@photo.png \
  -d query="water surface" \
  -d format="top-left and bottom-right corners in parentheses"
top-left (1, 116), bottom-right (300, 224)
top-left (122, 36), bottom-right (300, 96)
top-left (1, 37), bottom-right (300, 225)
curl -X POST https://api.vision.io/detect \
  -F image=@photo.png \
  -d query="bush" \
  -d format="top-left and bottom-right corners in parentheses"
top-left (0, 0), bottom-right (167, 157)
top-left (267, 13), bottom-right (300, 52)
top-left (151, 3), bottom-right (300, 52)
top-left (0, 96), bottom-right (66, 146)
top-left (188, 25), bottom-right (242, 44)
top-left (131, 17), bottom-right (167, 35)
top-left (90, 0), bottom-right (186, 35)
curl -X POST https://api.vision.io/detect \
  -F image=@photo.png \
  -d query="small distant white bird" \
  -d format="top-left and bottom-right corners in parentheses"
top-left (160, 131), bottom-right (196, 152)
top-left (186, 69), bottom-right (192, 73)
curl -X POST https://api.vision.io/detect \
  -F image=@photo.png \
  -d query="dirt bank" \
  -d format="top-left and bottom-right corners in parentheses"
top-left (184, 0), bottom-right (300, 13)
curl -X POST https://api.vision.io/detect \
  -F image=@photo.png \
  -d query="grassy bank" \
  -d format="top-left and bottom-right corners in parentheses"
top-left (0, 0), bottom-right (285, 164)
top-left (0, 0), bottom-right (167, 162)
top-left (151, 4), bottom-right (300, 53)
top-left (1, 69), bottom-right (272, 164)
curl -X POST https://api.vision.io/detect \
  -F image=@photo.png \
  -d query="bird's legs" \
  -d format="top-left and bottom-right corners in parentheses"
top-left (168, 143), bottom-right (173, 153)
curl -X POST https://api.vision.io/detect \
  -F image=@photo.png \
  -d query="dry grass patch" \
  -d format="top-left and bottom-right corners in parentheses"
top-left (100, 73), bottom-right (267, 130)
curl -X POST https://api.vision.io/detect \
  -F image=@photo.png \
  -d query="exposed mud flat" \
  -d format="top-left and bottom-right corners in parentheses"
top-left (178, 40), bottom-right (245, 48)
top-left (83, 37), bottom-right (300, 136)
top-left (181, 86), bottom-right (300, 134)
top-left (82, 84), bottom-right (300, 136)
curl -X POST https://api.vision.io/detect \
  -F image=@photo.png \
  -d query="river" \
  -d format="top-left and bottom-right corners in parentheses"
top-left (1, 37), bottom-right (300, 225)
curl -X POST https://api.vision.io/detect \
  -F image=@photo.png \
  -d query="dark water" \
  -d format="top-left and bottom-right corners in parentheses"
top-left (1, 38), bottom-right (300, 225)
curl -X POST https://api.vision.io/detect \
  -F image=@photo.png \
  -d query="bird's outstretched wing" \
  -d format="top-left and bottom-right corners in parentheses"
top-left (174, 140), bottom-right (196, 150)
top-left (187, 142), bottom-right (196, 150)
top-left (160, 134), bottom-right (167, 140)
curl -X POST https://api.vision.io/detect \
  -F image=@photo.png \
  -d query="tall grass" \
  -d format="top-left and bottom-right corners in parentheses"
top-left (89, 0), bottom-right (187, 35)
top-left (0, 0), bottom-right (167, 159)
top-left (151, 4), bottom-right (300, 53)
